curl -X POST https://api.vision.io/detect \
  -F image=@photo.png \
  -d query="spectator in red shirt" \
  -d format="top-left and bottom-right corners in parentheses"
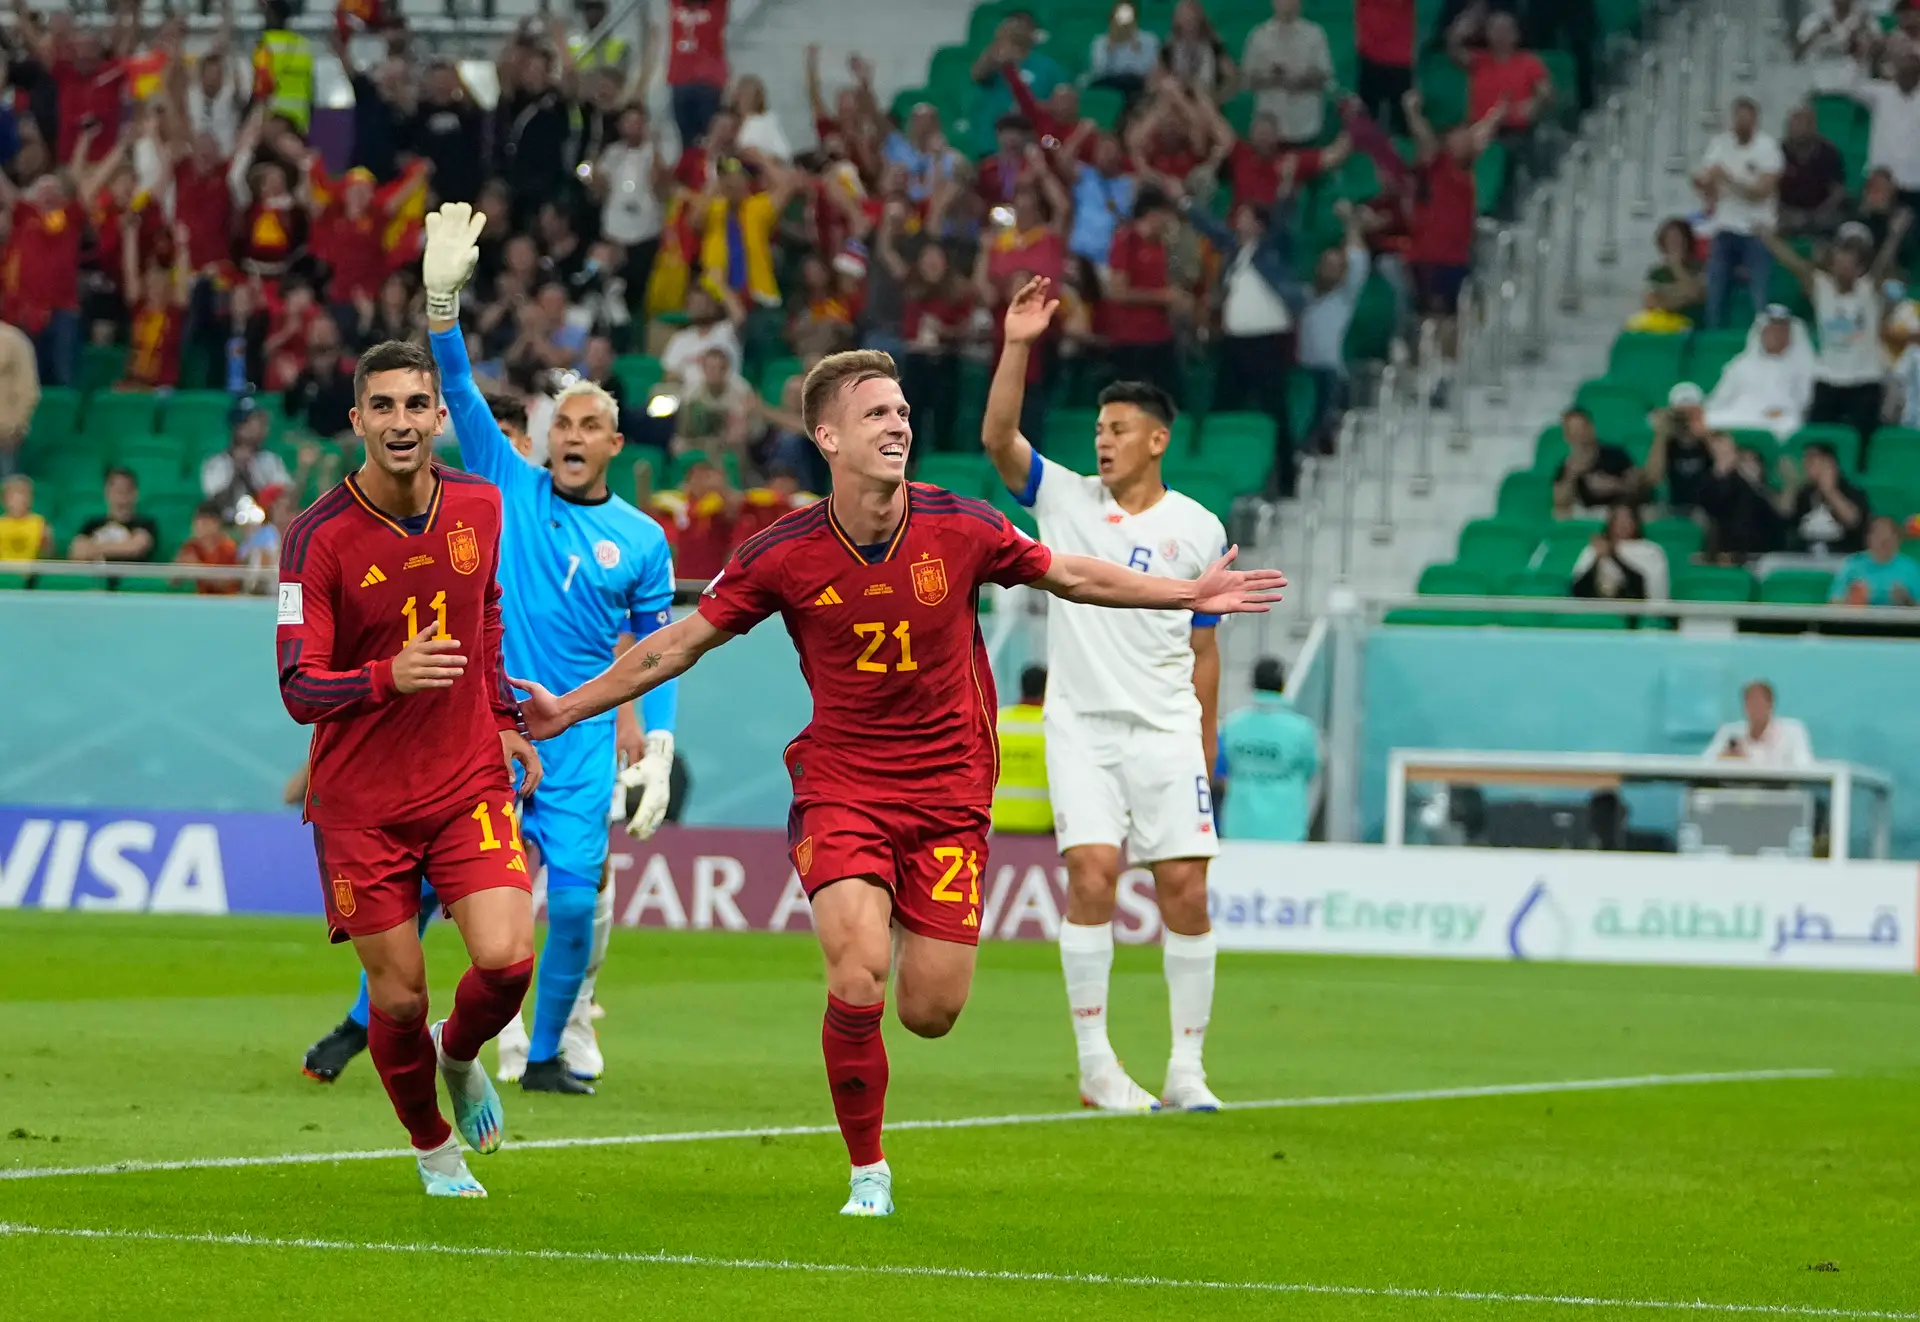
top-left (1405, 90), bottom-right (1501, 400)
top-left (121, 219), bottom-right (190, 389)
top-left (313, 167), bottom-right (395, 328)
top-left (1104, 186), bottom-right (1188, 403)
top-left (730, 468), bottom-right (809, 545)
top-left (1356, 0), bottom-right (1417, 132)
top-left (16, 11), bottom-right (133, 164)
top-left (171, 131), bottom-right (235, 273)
top-left (1124, 78), bottom-right (1221, 189)
top-left (0, 171), bottom-right (84, 386)
top-left (1200, 96), bottom-right (1348, 210)
top-left (667, 0), bottom-right (731, 151)
top-left (670, 457), bottom-right (739, 580)
top-left (977, 114), bottom-right (1039, 207)
top-left (1446, 9), bottom-right (1551, 213)
top-left (890, 241), bottom-right (973, 452)
top-left (978, 173), bottom-right (1071, 300)
top-left (175, 500), bottom-right (241, 595)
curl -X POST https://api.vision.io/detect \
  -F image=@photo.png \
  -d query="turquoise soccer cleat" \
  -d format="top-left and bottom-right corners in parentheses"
top-left (431, 1019), bottom-right (505, 1154)
top-left (839, 1163), bottom-right (894, 1217)
top-left (415, 1137), bottom-right (487, 1198)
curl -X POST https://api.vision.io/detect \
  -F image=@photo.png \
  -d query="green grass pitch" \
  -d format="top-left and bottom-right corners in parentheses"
top-left (3, 911), bottom-right (1919, 1320)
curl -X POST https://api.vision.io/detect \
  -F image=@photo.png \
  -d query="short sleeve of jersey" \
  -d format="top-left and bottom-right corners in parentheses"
top-left (981, 509), bottom-right (1053, 587)
top-left (625, 520), bottom-right (676, 635)
top-left (1013, 450), bottom-right (1099, 521)
top-left (696, 546), bottom-right (784, 635)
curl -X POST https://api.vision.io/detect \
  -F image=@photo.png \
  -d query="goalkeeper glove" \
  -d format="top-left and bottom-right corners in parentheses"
top-left (421, 201), bottom-right (486, 321)
top-left (618, 731), bottom-right (674, 841)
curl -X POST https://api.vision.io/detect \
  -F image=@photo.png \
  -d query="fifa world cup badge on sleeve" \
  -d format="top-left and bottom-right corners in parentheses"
top-left (278, 582), bottom-right (304, 624)
top-left (911, 554), bottom-right (948, 606)
top-left (447, 523), bottom-right (481, 575)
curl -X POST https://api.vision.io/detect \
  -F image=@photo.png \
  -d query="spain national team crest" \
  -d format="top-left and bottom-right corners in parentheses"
top-left (795, 836), bottom-right (814, 877)
top-left (331, 877), bottom-right (357, 918)
top-left (911, 555), bottom-right (948, 607)
top-left (447, 523), bottom-right (480, 575)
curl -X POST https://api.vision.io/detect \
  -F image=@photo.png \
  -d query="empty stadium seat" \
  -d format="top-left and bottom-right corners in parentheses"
top-left (1674, 565), bottom-right (1755, 602)
top-left (1760, 569), bottom-right (1835, 605)
top-left (1456, 519), bottom-right (1542, 573)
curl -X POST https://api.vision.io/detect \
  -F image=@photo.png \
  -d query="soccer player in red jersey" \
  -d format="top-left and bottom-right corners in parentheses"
top-left (512, 347), bottom-right (1285, 1217)
top-left (276, 340), bottom-right (545, 1199)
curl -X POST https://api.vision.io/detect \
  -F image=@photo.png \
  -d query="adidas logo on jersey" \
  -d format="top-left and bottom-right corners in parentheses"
top-left (359, 565), bottom-right (387, 588)
top-left (811, 586), bottom-right (843, 607)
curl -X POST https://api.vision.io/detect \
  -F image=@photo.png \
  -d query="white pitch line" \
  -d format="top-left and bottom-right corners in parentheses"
top-left (0, 1068), bottom-right (1832, 1183)
top-left (0, 1222), bottom-right (1907, 1319)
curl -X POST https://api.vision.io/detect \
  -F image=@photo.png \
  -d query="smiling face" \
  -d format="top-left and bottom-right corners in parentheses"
top-left (811, 369), bottom-right (912, 483)
top-left (352, 367), bottom-right (446, 480)
top-left (1093, 401), bottom-right (1169, 489)
top-left (547, 386), bottom-right (623, 498)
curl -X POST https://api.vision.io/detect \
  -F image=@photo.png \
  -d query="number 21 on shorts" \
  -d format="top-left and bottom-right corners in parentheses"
top-left (930, 846), bottom-right (980, 904)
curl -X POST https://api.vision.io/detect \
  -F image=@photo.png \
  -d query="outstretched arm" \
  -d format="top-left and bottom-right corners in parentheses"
top-left (982, 276), bottom-right (1055, 493)
top-left (423, 202), bottom-right (532, 487)
top-left (514, 611), bottom-right (729, 740)
top-left (1037, 547), bottom-right (1286, 614)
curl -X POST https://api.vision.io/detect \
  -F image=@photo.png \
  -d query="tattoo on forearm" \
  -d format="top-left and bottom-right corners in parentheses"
top-left (639, 652), bottom-right (663, 672)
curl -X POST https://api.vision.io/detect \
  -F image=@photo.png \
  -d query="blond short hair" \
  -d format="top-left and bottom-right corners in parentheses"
top-left (554, 380), bottom-right (620, 430)
top-left (801, 350), bottom-right (899, 438)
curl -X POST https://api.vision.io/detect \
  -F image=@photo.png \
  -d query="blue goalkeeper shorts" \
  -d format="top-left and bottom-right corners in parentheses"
top-left (521, 718), bottom-right (617, 884)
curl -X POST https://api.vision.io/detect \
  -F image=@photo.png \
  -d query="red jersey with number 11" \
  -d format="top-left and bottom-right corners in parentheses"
top-left (699, 484), bottom-right (1052, 810)
top-left (275, 468), bottom-right (522, 828)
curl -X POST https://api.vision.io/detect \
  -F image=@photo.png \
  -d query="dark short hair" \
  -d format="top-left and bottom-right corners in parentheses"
top-left (1744, 679), bottom-right (1775, 702)
top-left (193, 500), bottom-right (224, 522)
top-left (484, 391), bottom-right (529, 432)
top-left (1562, 406), bottom-right (1593, 425)
top-left (1803, 441), bottom-right (1837, 463)
top-left (995, 113), bottom-right (1031, 134)
top-left (1253, 657), bottom-right (1287, 694)
top-left (354, 340), bottom-right (440, 406)
top-left (1133, 184), bottom-right (1174, 219)
top-left (1097, 380), bottom-right (1177, 429)
top-left (1019, 665), bottom-right (1047, 703)
top-left (105, 465), bottom-right (137, 488)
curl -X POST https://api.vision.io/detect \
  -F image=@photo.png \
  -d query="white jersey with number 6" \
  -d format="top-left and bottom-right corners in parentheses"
top-left (1012, 451), bottom-right (1226, 733)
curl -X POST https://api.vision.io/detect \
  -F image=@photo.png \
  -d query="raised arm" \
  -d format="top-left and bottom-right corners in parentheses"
top-left (515, 610), bottom-right (730, 740)
top-left (1870, 209), bottom-right (1914, 285)
top-left (423, 203), bottom-right (533, 487)
top-left (1037, 545), bottom-right (1286, 613)
top-left (1402, 90), bottom-right (1438, 160)
top-left (982, 277), bottom-right (1053, 492)
top-left (1756, 227), bottom-right (1816, 293)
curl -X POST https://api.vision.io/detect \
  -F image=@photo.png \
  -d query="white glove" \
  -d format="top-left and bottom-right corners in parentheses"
top-left (421, 201), bottom-right (486, 321)
top-left (619, 731), bottom-right (674, 840)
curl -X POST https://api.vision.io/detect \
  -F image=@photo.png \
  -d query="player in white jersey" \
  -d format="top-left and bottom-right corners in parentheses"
top-left (982, 277), bottom-right (1231, 1113)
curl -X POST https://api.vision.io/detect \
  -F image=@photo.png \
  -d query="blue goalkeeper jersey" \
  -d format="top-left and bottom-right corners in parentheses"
top-left (428, 327), bottom-right (677, 732)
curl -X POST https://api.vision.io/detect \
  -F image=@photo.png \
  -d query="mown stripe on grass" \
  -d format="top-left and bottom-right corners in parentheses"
top-left (0, 1068), bottom-right (1833, 1183)
top-left (0, 1221), bottom-right (1906, 1318)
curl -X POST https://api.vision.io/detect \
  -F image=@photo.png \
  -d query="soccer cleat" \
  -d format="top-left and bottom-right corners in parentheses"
top-left (493, 1011), bottom-right (529, 1083)
top-left (839, 1162), bottom-right (894, 1217)
top-left (415, 1136), bottom-right (487, 1198)
top-left (1161, 1069), bottom-right (1224, 1113)
top-left (432, 1019), bottom-right (506, 1154)
top-left (302, 1016), bottom-right (368, 1083)
top-left (561, 999), bottom-right (603, 1080)
top-left (588, 998), bottom-right (606, 1021)
top-left (522, 1057), bottom-right (595, 1094)
top-left (1079, 1060), bottom-right (1160, 1113)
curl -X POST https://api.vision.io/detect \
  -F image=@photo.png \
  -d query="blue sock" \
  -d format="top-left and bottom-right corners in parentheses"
top-left (345, 883), bottom-right (440, 1030)
top-left (529, 876), bottom-right (597, 1065)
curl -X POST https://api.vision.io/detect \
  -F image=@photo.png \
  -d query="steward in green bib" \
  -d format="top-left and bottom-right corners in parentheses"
top-left (993, 666), bottom-right (1052, 834)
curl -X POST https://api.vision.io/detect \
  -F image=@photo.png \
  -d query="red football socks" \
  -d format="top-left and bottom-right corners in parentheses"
top-left (823, 994), bottom-right (888, 1167)
top-left (440, 957), bottom-right (534, 1062)
top-left (367, 1003), bottom-right (452, 1151)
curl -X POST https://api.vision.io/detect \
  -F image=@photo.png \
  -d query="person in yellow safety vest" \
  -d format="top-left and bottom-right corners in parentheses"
top-left (994, 666), bottom-right (1053, 834)
top-left (570, 0), bottom-right (634, 74)
top-left (254, 1), bottom-right (315, 133)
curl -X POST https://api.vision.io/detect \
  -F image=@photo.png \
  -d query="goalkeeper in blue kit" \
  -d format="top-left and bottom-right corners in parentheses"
top-left (301, 202), bottom-right (679, 1093)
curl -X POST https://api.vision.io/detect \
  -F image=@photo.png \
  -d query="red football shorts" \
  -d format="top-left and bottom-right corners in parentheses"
top-left (787, 798), bottom-right (991, 946)
top-left (312, 792), bottom-right (532, 943)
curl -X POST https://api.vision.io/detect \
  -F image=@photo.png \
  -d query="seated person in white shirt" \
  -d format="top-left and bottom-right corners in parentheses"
top-left (1704, 679), bottom-right (1815, 768)
top-left (659, 285), bottom-right (746, 386)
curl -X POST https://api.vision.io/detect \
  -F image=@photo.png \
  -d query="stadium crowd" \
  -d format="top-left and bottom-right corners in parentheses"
top-left (0, 0), bottom-right (1582, 583)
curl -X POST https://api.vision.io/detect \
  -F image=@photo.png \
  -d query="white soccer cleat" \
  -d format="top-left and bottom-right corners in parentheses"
top-left (561, 998), bottom-right (603, 1080)
top-left (1162, 1069), bottom-right (1224, 1112)
top-left (494, 1011), bottom-right (529, 1083)
top-left (415, 1135), bottom-right (486, 1198)
top-left (1078, 1060), bottom-right (1160, 1113)
top-left (432, 1019), bottom-right (505, 1155)
top-left (839, 1162), bottom-right (894, 1217)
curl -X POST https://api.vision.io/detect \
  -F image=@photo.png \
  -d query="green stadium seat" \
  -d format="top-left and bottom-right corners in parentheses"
top-left (1572, 379), bottom-right (1653, 449)
top-left (79, 344), bottom-right (128, 394)
top-left (616, 354), bottom-right (666, 401)
top-left (1538, 519), bottom-right (1602, 574)
top-left (1860, 478), bottom-right (1919, 522)
top-left (1674, 565), bottom-right (1755, 603)
top-left (1496, 469), bottom-right (1554, 522)
top-left (1784, 423), bottom-right (1861, 474)
top-left (1533, 424), bottom-right (1569, 475)
top-left (1683, 329), bottom-right (1747, 393)
top-left (1418, 563), bottom-right (1491, 596)
top-left (1500, 568), bottom-right (1571, 598)
top-left (1343, 273), bottom-right (1399, 366)
top-left (1180, 476), bottom-right (1239, 523)
top-left (990, 482), bottom-right (1037, 536)
top-left (1721, 428), bottom-right (1780, 468)
top-left (914, 454), bottom-right (996, 498)
top-left (1606, 333), bottom-right (1687, 409)
top-left (1870, 426), bottom-right (1920, 475)
top-left (1079, 86), bottom-right (1125, 131)
top-left (1760, 569), bottom-right (1835, 605)
top-left (1197, 412), bottom-right (1277, 486)
top-left (82, 392), bottom-right (159, 440)
top-left (1041, 410), bottom-right (1099, 475)
top-left (758, 356), bottom-right (802, 406)
top-left (160, 391), bottom-right (238, 444)
top-left (113, 437), bottom-right (193, 496)
top-left (1644, 516), bottom-right (1704, 565)
top-left (25, 386), bottom-right (82, 450)
top-left (1456, 518), bottom-right (1541, 572)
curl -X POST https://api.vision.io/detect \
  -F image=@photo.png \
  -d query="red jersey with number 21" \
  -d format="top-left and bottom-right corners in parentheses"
top-left (275, 468), bottom-right (523, 829)
top-left (699, 484), bottom-right (1053, 810)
